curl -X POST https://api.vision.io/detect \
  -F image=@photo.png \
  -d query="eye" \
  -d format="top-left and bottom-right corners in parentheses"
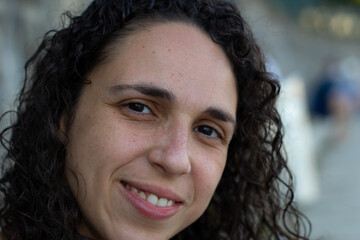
top-left (194, 125), bottom-right (220, 139)
top-left (127, 102), bottom-right (151, 114)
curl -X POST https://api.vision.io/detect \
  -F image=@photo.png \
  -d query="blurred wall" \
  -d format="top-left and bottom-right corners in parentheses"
top-left (0, 0), bottom-right (90, 115)
top-left (237, 0), bottom-right (360, 86)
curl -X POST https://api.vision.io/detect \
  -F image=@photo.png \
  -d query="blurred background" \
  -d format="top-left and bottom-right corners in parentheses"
top-left (0, 0), bottom-right (359, 239)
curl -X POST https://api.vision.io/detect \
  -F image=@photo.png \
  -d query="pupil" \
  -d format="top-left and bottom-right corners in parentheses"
top-left (200, 126), bottom-right (212, 135)
top-left (129, 103), bottom-right (144, 112)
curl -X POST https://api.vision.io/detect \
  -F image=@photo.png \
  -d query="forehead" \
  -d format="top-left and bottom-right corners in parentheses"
top-left (90, 22), bottom-right (237, 114)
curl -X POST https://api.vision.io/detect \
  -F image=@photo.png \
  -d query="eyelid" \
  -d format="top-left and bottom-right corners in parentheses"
top-left (194, 121), bottom-right (227, 141)
top-left (117, 99), bottom-right (158, 118)
top-left (194, 125), bottom-right (222, 139)
top-left (126, 102), bottom-right (152, 114)
top-left (208, 121), bottom-right (235, 144)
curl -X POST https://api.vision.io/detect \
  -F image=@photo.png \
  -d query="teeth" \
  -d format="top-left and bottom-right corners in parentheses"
top-left (138, 191), bottom-right (146, 200)
top-left (167, 200), bottom-right (173, 207)
top-left (124, 183), bottom-right (175, 207)
top-left (130, 187), bottom-right (138, 194)
top-left (158, 198), bottom-right (167, 207)
top-left (147, 194), bottom-right (158, 205)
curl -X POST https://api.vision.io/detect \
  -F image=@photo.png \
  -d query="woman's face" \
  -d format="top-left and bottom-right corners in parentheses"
top-left (65, 22), bottom-right (237, 240)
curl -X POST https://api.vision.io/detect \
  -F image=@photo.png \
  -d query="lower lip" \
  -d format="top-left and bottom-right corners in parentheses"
top-left (120, 182), bottom-right (181, 220)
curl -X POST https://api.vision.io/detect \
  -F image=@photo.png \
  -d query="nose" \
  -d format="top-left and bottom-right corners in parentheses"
top-left (148, 122), bottom-right (192, 176)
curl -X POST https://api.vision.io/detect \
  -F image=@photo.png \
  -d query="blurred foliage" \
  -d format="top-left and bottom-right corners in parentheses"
top-left (270, 0), bottom-right (360, 14)
top-left (324, 0), bottom-right (360, 5)
top-left (269, 0), bottom-right (360, 39)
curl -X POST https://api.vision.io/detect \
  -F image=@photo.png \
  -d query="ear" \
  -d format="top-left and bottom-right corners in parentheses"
top-left (56, 113), bottom-right (70, 145)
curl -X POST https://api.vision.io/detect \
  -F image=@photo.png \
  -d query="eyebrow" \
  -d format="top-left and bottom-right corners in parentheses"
top-left (109, 84), bottom-right (176, 103)
top-left (203, 107), bottom-right (236, 128)
top-left (109, 83), bottom-right (236, 127)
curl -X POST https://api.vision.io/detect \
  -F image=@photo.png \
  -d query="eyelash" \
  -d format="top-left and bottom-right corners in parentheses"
top-left (122, 101), bottom-right (225, 141)
top-left (126, 102), bottom-right (152, 114)
top-left (194, 125), bottom-right (223, 140)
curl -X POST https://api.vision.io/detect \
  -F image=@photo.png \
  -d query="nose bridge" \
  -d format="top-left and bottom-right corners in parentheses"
top-left (166, 122), bottom-right (188, 155)
top-left (152, 119), bottom-right (192, 175)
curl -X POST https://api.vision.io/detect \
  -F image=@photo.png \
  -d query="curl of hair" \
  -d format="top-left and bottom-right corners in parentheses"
top-left (0, 0), bottom-right (311, 239)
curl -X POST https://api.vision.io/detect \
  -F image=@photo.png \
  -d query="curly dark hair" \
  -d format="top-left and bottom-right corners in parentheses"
top-left (0, 0), bottom-right (311, 239)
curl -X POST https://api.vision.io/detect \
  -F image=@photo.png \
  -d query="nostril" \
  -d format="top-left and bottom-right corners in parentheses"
top-left (148, 148), bottom-right (162, 162)
top-left (148, 148), bottom-right (168, 173)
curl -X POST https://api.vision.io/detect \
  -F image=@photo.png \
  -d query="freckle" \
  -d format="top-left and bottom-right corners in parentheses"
top-left (152, 50), bottom-right (155, 54)
top-left (171, 73), bottom-right (174, 76)
top-left (142, 45), bottom-right (145, 48)
top-left (168, 48), bottom-right (171, 52)
top-left (178, 72), bottom-right (183, 76)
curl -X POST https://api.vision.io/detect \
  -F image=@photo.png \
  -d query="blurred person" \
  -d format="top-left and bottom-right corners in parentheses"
top-left (311, 57), bottom-right (358, 140)
top-left (0, 0), bottom-right (310, 239)
top-left (339, 56), bottom-right (360, 114)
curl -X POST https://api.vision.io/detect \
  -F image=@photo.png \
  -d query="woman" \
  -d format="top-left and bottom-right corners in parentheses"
top-left (0, 0), bottom-right (310, 239)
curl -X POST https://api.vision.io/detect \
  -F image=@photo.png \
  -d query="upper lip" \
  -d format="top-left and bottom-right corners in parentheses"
top-left (121, 180), bottom-right (184, 203)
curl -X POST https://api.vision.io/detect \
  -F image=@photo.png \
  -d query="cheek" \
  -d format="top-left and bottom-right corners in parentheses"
top-left (67, 112), bottom-right (150, 168)
top-left (193, 153), bottom-right (226, 205)
top-left (64, 114), bottom-right (154, 209)
top-left (64, 113), bottom-right (158, 200)
top-left (182, 154), bottom-right (226, 227)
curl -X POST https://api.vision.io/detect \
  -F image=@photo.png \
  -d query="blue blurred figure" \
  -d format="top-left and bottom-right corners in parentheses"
top-left (311, 57), bottom-right (358, 139)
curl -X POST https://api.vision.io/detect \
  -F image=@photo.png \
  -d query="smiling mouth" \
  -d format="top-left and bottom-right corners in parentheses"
top-left (121, 181), bottom-right (179, 207)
